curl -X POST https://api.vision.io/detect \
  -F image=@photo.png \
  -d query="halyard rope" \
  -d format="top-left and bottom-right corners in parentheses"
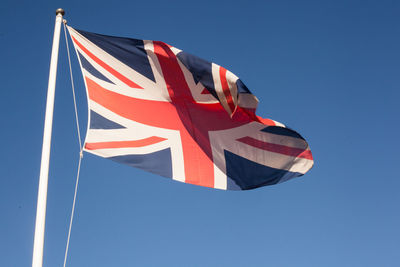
top-left (62, 20), bottom-right (84, 267)
top-left (63, 20), bottom-right (82, 149)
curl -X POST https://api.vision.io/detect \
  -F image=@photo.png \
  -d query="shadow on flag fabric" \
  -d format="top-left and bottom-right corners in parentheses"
top-left (67, 26), bottom-right (314, 190)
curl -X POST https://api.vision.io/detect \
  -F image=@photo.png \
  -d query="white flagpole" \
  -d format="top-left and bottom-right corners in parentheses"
top-left (32, 8), bottom-right (65, 267)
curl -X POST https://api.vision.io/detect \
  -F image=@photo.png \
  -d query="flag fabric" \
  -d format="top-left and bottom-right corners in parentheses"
top-left (67, 26), bottom-right (314, 190)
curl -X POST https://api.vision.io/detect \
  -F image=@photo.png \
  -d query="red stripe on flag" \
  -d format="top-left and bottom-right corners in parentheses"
top-left (219, 67), bottom-right (236, 113)
top-left (84, 76), bottom-right (180, 129)
top-left (238, 136), bottom-right (313, 160)
top-left (153, 41), bottom-right (216, 188)
top-left (71, 36), bottom-right (142, 89)
top-left (201, 88), bottom-right (211, 94)
top-left (85, 136), bottom-right (167, 150)
top-left (256, 115), bottom-right (276, 126)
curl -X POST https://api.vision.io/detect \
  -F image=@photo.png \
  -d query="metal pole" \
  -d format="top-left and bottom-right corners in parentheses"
top-left (32, 8), bottom-right (65, 267)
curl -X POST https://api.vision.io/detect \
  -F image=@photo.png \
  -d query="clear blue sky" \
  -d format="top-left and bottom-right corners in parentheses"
top-left (1, 0), bottom-right (399, 266)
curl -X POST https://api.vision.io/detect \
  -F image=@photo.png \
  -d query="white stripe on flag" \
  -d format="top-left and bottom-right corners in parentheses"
top-left (211, 63), bottom-right (233, 114)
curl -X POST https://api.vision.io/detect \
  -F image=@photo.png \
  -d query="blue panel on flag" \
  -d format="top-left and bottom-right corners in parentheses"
top-left (90, 111), bottom-right (125, 129)
top-left (78, 52), bottom-right (113, 83)
top-left (109, 148), bottom-right (172, 179)
top-left (224, 150), bottom-right (301, 190)
top-left (262, 126), bottom-right (304, 140)
top-left (236, 79), bottom-right (251, 94)
top-left (76, 29), bottom-right (156, 82)
top-left (226, 177), bottom-right (242, 190)
top-left (176, 51), bottom-right (218, 99)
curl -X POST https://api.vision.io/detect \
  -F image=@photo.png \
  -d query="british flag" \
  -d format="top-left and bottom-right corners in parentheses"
top-left (68, 26), bottom-right (313, 190)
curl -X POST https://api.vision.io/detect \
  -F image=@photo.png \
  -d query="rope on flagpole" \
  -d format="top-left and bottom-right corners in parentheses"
top-left (63, 151), bottom-right (83, 267)
top-left (62, 20), bottom-right (84, 267)
top-left (63, 20), bottom-right (83, 150)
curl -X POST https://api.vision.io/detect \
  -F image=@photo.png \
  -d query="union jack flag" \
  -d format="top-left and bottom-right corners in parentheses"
top-left (68, 26), bottom-right (313, 190)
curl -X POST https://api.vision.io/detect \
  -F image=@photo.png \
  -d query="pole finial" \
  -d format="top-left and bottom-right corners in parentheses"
top-left (56, 8), bottom-right (65, 16)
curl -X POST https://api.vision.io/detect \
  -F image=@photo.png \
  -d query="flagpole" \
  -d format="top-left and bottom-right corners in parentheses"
top-left (32, 8), bottom-right (65, 267)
